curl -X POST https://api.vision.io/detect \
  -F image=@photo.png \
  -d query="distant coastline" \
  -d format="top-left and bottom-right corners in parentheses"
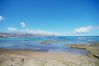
top-left (0, 33), bottom-right (57, 37)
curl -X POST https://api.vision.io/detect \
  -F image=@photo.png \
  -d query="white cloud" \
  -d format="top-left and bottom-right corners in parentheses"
top-left (74, 25), bottom-right (93, 33)
top-left (7, 27), bottom-right (17, 32)
top-left (0, 16), bottom-right (4, 22)
top-left (63, 25), bottom-right (99, 36)
top-left (20, 22), bottom-right (26, 28)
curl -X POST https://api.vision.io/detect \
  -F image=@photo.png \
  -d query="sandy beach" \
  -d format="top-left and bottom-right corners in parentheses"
top-left (0, 0), bottom-right (99, 65)
top-left (0, 49), bottom-right (98, 66)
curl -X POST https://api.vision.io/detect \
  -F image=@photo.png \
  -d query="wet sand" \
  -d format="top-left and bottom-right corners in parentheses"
top-left (0, 49), bottom-right (98, 66)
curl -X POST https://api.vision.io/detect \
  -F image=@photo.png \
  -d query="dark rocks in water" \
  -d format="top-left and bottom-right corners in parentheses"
top-left (40, 40), bottom-right (58, 44)
top-left (69, 43), bottom-right (99, 60)
top-left (40, 39), bottom-right (66, 45)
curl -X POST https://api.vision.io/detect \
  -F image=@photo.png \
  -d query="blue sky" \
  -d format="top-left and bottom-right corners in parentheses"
top-left (0, 0), bottom-right (99, 36)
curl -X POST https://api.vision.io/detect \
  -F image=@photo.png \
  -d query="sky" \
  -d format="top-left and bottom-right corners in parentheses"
top-left (0, 0), bottom-right (99, 36)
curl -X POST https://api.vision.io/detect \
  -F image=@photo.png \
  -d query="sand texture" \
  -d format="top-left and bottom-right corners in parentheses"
top-left (0, 49), bottom-right (98, 66)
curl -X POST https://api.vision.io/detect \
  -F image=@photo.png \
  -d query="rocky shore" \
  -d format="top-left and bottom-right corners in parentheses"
top-left (69, 42), bottom-right (99, 60)
top-left (0, 49), bottom-right (98, 66)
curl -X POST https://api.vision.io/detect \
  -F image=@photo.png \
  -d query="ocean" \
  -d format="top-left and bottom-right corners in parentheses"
top-left (0, 36), bottom-right (99, 54)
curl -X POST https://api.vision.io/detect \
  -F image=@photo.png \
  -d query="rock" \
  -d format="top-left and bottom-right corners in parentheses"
top-left (69, 43), bottom-right (99, 60)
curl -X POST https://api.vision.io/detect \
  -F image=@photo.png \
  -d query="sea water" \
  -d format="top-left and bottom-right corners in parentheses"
top-left (0, 36), bottom-right (99, 54)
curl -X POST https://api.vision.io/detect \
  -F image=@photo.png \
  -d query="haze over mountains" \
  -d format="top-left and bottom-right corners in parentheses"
top-left (0, 33), bottom-right (57, 37)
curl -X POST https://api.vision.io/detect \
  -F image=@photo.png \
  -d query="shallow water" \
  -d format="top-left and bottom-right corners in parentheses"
top-left (0, 36), bottom-right (99, 55)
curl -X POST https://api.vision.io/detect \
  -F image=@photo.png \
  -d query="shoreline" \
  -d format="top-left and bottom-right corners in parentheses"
top-left (0, 48), bottom-right (99, 66)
